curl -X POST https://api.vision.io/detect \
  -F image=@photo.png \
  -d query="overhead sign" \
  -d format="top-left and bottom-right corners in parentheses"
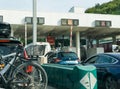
top-left (61, 19), bottom-right (79, 26)
top-left (25, 17), bottom-right (45, 25)
top-left (95, 20), bottom-right (111, 27)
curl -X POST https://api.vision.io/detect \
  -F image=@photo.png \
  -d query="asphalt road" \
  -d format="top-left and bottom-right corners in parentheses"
top-left (0, 86), bottom-right (56, 89)
top-left (47, 86), bottom-right (57, 89)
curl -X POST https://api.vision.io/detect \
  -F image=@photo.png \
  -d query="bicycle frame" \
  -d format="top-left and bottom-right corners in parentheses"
top-left (0, 47), bottom-right (48, 89)
top-left (0, 52), bottom-right (18, 86)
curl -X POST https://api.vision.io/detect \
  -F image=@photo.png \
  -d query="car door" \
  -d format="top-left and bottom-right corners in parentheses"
top-left (94, 55), bottom-right (118, 86)
top-left (83, 55), bottom-right (112, 86)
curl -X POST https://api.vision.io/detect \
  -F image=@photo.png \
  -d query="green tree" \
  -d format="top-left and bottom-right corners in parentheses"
top-left (85, 0), bottom-right (120, 15)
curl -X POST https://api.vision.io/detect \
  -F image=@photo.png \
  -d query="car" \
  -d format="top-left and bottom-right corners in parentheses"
top-left (81, 53), bottom-right (120, 89)
top-left (46, 51), bottom-right (79, 64)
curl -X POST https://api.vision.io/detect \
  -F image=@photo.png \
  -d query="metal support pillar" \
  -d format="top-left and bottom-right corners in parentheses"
top-left (25, 22), bottom-right (27, 46)
top-left (10, 25), bottom-right (14, 37)
top-left (96, 39), bottom-right (99, 47)
top-left (112, 36), bottom-right (117, 44)
top-left (70, 25), bottom-right (73, 47)
top-left (76, 31), bottom-right (81, 60)
top-left (33, 0), bottom-right (37, 45)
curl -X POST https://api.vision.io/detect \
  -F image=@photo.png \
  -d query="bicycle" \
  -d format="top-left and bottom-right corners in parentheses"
top-left (0, 44), bottom-right (48, 89)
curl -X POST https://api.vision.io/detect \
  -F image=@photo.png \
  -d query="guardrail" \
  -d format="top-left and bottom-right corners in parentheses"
top-left (42, 64), bottom-right (97, 89)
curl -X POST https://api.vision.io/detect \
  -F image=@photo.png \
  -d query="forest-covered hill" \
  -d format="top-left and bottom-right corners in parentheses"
top-left (85, 0), bottom-right (120, 15)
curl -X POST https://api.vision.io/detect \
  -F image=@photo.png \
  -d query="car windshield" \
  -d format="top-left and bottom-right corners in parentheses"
top-left (60, 52), bottom-right (78, 58)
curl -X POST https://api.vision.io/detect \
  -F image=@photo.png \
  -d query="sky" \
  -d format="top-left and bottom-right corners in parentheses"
top-left (0, 0), bottom-right (111, 12)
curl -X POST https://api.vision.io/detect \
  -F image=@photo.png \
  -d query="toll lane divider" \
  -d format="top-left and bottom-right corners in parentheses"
top-left (42, 64), bottom-right (97, 89)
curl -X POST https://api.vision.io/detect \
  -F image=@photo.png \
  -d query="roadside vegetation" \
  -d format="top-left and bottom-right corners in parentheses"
top-left (85, 0), bottom-right (120, 15)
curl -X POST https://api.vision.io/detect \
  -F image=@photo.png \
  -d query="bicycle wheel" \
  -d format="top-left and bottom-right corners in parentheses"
top-left (9, 62), bottom-right (48, 89)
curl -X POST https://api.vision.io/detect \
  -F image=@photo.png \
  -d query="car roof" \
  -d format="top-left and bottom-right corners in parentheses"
top-left (101, 53), bottom-right (120, 60)
top-left (53, 51), bottom-right (76, 53)
top-left (82, 53), bottom-right (120, 64)
top-left (89, 53), bottom-right (120, 60)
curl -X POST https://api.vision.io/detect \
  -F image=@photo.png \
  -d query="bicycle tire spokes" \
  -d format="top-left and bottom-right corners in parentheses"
top-left (10, 63), bottom-right (47, 89)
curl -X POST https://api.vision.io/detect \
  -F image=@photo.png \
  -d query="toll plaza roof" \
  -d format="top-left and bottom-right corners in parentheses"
top-left (13, 24), bottom-right (120, 40)
top-left (0, 9), bottom-right (120, 40)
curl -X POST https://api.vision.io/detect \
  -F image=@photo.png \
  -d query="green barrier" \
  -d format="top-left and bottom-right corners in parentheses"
top-left (42, 64), bottom-right (97, 89)
top-left (72, 65), bottom-right (97, 89)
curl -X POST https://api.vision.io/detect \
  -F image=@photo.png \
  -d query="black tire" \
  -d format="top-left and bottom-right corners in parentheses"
top-left (105, 76), bottom-right (118, 89)
top-left (10, 62), bottom-right (48, 89)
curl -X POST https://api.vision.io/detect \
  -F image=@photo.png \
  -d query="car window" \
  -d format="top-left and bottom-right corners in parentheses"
top-left (60, 52), bottom-right (78, 58)
top-left (45, 52), bottom-right (54, 58)
top-left (85, 56), bottom-right (98, 64)
top-left (96, 55), bottom-right (117, 64)
top-left (48, 53), bottom-right (56, 59)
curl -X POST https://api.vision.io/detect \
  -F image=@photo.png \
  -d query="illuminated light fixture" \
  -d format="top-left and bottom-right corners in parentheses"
top-left (68, 19), bottom-right (73, 25)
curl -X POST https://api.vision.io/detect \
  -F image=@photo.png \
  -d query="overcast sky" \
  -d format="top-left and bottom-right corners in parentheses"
top-left (0, 0), bottom-right (111, 12)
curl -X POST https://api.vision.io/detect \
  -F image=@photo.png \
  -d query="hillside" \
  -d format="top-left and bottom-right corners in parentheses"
top-left (85, 0), bottom-right (120, 15)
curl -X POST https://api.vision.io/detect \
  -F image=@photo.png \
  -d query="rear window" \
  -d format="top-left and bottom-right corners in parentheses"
top-left (0, 39), bottom-right (21, 55)
top-left (60, 52), bottom-right (78, 58)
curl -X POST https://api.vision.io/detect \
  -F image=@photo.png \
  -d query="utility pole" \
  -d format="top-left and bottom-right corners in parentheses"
top-left (33, 0), bottom-right (37, 45)
top-left (25, 22), bottom-right (27, 46)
